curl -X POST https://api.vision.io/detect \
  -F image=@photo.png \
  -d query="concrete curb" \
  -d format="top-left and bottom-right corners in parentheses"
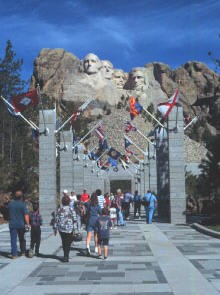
top-left (191, 223), bottom-right (220, 239)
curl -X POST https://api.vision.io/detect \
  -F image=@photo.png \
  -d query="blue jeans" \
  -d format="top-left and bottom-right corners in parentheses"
top-left (10, 228), bottom-right (26, 256)
top-left (145, 207), bottom-right (155, 224)
top-left (117, 210), bottom-right (124, 225)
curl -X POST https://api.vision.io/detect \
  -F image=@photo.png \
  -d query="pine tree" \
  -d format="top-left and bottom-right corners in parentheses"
top-left (0, 40), bottom-right (37, 194)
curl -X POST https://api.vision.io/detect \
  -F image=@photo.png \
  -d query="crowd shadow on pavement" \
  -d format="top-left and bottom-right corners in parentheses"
top-left (0, 250), bottom-right (11, 259)
top-left (71, 246), bottom-right (100, 259)
top-left (36, 253), bottom-right (63, 262)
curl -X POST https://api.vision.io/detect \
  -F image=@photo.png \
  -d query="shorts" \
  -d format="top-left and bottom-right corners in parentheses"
top-left (98, 237), bottom-right (109, 246)
top-left (87, 224), bottom-right (96, 232)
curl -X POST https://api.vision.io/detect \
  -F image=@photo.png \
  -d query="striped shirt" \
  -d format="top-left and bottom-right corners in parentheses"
top-left (97, 195), bottom-right (105, 209)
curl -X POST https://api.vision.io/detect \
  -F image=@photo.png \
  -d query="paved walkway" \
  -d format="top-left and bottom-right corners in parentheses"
top-left (0, 219), bottom-right (220, 295)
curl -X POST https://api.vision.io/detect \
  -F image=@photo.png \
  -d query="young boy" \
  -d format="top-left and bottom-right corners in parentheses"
top-left (95, 208), bottom-right (112, 260)
top-left (29, 202), bottom-right (42, 257)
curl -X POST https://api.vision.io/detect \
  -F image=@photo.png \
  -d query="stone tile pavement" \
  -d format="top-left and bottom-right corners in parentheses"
top-left (0, 220), bottom-right (219, 295)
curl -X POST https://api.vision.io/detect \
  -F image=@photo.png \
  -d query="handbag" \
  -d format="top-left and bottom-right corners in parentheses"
top-left (72, 231), bottom-right (82, 242)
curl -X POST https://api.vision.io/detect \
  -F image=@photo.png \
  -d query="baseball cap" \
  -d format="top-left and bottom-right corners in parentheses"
top-left (63, 189), bottom-right (68, 194)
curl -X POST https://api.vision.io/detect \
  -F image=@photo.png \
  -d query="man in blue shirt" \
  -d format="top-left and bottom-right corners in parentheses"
top-left (8, 190), bottom-right (30, 258)
top-left (143, 190), bottom-right (157, 224)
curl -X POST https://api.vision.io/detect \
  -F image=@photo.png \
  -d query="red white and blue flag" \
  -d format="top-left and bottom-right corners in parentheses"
top-left (95, 125), bottom-right (105, 141)
top-left (125, 121), bottom-right (137, 133)
top-left (11, 89), bottom-right (39, 113)
top-left (124, 138), bottom-right (133, 155)
top-left (157, 89), bottom-right (179, 120)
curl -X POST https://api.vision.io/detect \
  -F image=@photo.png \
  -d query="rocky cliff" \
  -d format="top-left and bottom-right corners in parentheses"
top-left (30, 48), bottom-right (220, 164)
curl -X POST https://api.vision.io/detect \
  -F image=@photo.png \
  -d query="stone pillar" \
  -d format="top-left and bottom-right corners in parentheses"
top-left (156, 127), bottom-right (169, 220)
top-left (72, 158), bottom-right (84, 194)
top-left (168, 106), bottom-right (186, 224)
top-left (148, 143), bottom-right (157, 194)
top-left (60, 131), bottom-right (73, 195)
top-left (39, 110), bottom-right (57, 225)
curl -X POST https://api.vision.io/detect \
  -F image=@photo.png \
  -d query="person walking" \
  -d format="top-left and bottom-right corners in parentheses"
top-left (115, 189), bottom-right (125, 226)
top-left (85, 193), bottom-right (102, 256)
top-left (8, 190), bottom-right (30, 258)
top-left (29, 202), bottom-right (42, 257)
top-left (53, 195), bottom-right (75, 262)
top-left (143, 190), bottom-right (157, 224)
top-left (96, 189), bottom-right (106, 209)
top-left (133, 190), bottom-right (141, 219)
top-left (95, 208), bottom-right (112, 260)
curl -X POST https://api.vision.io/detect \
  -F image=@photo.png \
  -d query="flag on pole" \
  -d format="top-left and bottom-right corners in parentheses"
top-left (125, 121), bottom-right (137, 133)
top-left (107, 157), bottom-right (118, 167)
top-left (94, 125), bottom-right (105, 141)
top-left (124, 138), bottom-right (133, 155)
top-left (11, 89), bottom-right (39, 112)
top-left (129, 96), bottom-right (143, 120)
top-left (70, 111), bottom-right (80, 125)
top-left (157, 89), bottom-right (179, 120)
top-left (99, 138), bottom-right (108, 151)
top-left (108, 147), bottom-right (121, 160)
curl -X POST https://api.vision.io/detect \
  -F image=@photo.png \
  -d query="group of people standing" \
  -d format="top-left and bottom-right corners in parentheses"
top-left (1, 188), bottom-right (157, 263)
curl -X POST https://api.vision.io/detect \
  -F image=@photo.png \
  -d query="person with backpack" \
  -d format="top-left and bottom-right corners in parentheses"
top-left (95, 208), bottom-right (112, 260)
top-left (133, 190), bottom-right (141, 219)
top-left (143, 190), bottom-right (157, 224)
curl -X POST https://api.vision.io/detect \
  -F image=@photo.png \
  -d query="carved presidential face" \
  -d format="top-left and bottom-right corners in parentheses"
top-left (102, 60), bottom-right (113, 79)
top-left (130, 68), bottom-right (149, 90)
top-left (113, 69), bottom-right (126, 89)
top-left (83, 53), bottom-right (101, 75)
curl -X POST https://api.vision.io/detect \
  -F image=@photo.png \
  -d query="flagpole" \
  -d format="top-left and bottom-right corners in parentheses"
top-left (1, 95), bottom-right (39, 131)
top-left (124, 134), bottom-right (147, 156)
top-left (184, 116), bottom-right (198, 131)
top-left (142, 106), bottom-right (165, 128)
top-left (55, 97), bottom-right (94, 133)
top-left (135, 127), bottom-right (155, 146)
top-left (72, 121), bottom-right (102, 150)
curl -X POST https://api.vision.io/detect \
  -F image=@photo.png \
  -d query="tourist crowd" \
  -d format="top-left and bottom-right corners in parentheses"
top-left (0, 188), bottom-right (157, 262)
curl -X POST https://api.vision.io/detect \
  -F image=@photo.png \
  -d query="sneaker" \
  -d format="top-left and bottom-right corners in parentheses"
top-left (104, 256), bottom-right (108, 260)
top-left (63, 257), bottom-right (69, 262)
top-left (94, 246), bottom-right (98, 254)
top-left (28, 249), bottom-right (34, 258)
top-left (8, 254), bottom-right (17, 259)
top-left (97, 255), bottom-right (102, 259)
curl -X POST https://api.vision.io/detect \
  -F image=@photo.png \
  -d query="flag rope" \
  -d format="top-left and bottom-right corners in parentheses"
top-left (0, 95), bottom-right (39, 131)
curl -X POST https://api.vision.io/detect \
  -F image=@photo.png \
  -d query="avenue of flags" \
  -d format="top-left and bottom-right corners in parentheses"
top-left (1, 84), bottom-right (198, 175)
top-left (66, 89), bottom-right (183, 173)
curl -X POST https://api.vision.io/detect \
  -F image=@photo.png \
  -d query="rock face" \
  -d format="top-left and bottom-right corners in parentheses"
top-left (30, 49), bottom-right (220, 163)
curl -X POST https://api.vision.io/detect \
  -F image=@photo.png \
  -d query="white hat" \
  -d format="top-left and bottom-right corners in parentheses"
top-left (63, 189), bottom-right (68, 194)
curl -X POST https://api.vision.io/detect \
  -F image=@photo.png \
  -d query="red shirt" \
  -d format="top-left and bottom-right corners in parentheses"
top-left (81, 193), bottom-right (89, 203)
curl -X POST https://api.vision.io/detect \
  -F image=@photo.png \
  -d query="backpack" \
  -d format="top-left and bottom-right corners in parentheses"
top-left (141, 194), bottom-right (152, 207)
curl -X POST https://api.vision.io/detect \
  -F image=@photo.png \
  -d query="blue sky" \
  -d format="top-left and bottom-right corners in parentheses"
top-left (0, 0), bottom-right (219, 81)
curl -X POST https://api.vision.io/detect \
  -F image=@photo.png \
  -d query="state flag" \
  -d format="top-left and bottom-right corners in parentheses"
top-left (125, 121), bottom-right (137, 133)
top-left (11, 89), bottom-right (39, 112)
top-left (157, 89), bottom-right (179, 120)
top-left (129, 96), bottom-right (143, 120)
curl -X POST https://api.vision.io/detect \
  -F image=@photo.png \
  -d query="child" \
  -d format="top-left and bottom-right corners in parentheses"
top-left (29, 202), bottom-right (42, 257)
top-left (109, 201), bottom-right (117, 229)
top-left (95, 208), bottom-right (112, 260)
